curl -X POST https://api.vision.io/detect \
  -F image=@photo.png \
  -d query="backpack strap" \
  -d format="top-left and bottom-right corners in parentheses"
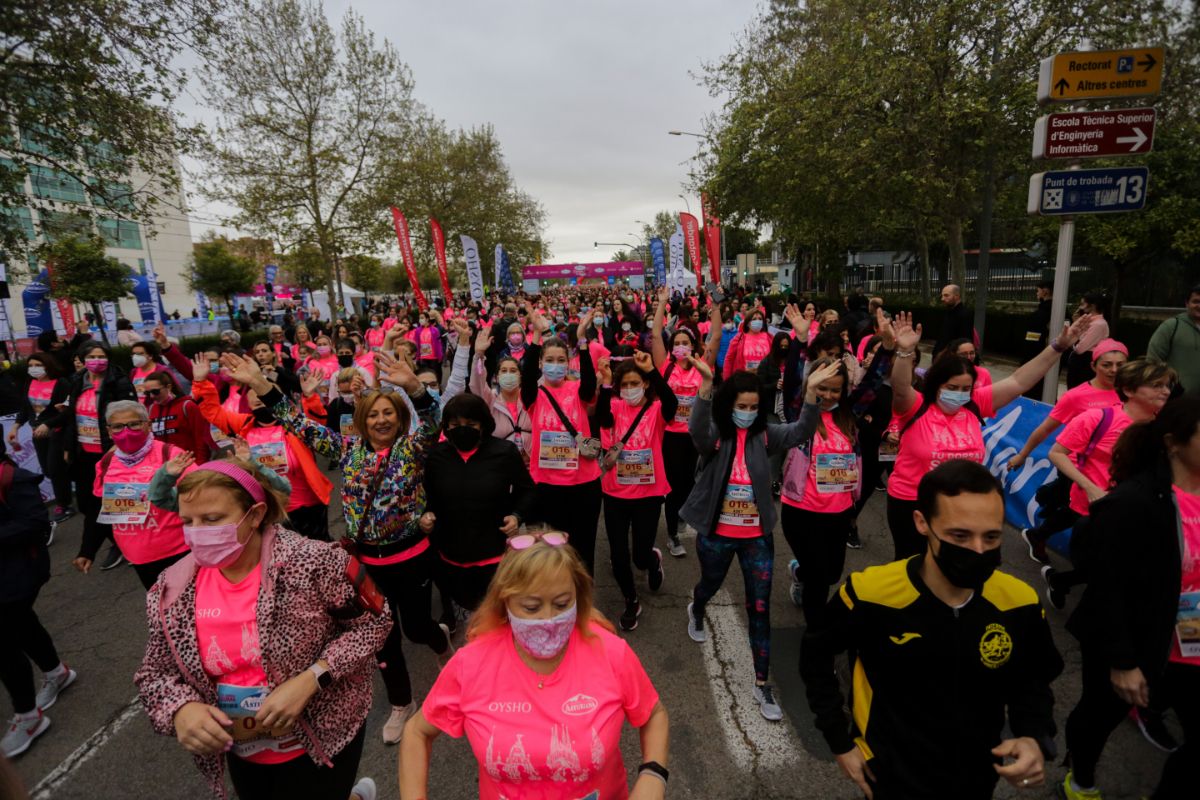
top-left (618, 402), bottom-right (654, 447)
top-left (1077, 406), bottom-right (1115, 469)
top-left (98, 449), bottom-right (116, 483)
top-left (538, 386), bottom-right (579, 438)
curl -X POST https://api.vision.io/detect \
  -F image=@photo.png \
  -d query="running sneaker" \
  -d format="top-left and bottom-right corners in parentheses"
top-left (788, 559), bottom-right (803, 609)
top-left (846, 525), bottom-right (863, 550)
top-left (619, 599), bottom-right (642, 631)
top-left (1131, 706), bottom-right (1180, 753)
top-left (771, 480), bottom-right (781, 498)
top-left (45, 521), bottom-right (55, 547)
top-left (98, 544), bottom-right (125, 571)
top-left (51, 506), bottom-right (74, 523)
top-left (753, 684), bottom-right (784, 722)
top-left (1056, 771), bottom-right (1103, 799)
top-left (381, 702), bottom-right (416, 745)
top-left (435, 623), bottom-right (456, 669)
top-left (36, 665), bottom-right (76, 710)
top-left (1042, 565), bottom-right (1066, 611)
top-left (686, 602), bottom-right (706, 643)
top-left (1022, 528), bottom-right (1050, 564)
top-left (439, 602), bottom-right (458, 635)
top-left (647, 548), bottom-right (664, 592)
top-left (667, 534), bottom-right (686, 558)
top-left (350, 777), bottom-right (377, 800)
top-left (1, 711), bottom-right (50, 758)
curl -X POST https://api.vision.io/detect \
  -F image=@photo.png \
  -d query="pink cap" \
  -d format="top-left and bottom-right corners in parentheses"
top-left (192, 460), bottom-right (267, 504)
top-left (1091, 338), bottom-right (1128, 362)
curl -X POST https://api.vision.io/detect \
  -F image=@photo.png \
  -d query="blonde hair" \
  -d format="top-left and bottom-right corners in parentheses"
top-left (336, 367), bottom-right (359, 384)
top-left (176, 456), bottom-right (288, 530)
top-left (352, 391), bottom-right (410, 442)
top-left (466, 534), bottom-right (613, 641)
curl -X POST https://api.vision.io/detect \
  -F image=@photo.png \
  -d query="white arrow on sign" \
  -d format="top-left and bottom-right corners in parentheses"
top-left (1116, 127), bottom-right (1148, 151)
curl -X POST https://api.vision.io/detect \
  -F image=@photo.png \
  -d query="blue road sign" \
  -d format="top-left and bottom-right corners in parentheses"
top-left (1027, 166), bottom-right (1149, 215)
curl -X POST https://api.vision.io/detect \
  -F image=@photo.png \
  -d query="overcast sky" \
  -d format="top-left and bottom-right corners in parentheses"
top-left (182, 0), bottom-right (760, 265)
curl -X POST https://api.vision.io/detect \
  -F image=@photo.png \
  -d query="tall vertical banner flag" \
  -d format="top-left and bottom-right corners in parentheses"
top-left (389, 207), bottom-right (428, 310)
top-left (496, 245), bottom-right (515, 293)
top-left (649, 238), bottom-right (667, 287)
top-left (21, 270), bottom-right (52, 337)
top-left (100, 301), bottom-right (119, 345)
top-left (460, 235), bottom-right (485, 303)
top-left (679, 212), bottom-right (704, 286)
top-left (143, 259), bottom-right (163, 324)
top-left (429, 219), bottom-right (453, 301)
top-left (700, 193), bottom-right (722, 284)
top-left (0, 260), bottom-right (10, 341)
top-left (668, 225), bottom-right (686, 295)
top-left (42, 261), bottom-right (76, 337)
top-left (196, 291), bottom-right (210, 319)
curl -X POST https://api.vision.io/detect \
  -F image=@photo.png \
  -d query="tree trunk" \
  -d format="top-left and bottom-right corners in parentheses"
top-left (918, 231), bottom-right (931, 300)
top-left (947, 216), bottom-right (966, 289)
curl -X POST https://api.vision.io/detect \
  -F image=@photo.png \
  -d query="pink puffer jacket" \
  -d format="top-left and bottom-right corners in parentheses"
top-left (134, 526), bottom-right (391, 798)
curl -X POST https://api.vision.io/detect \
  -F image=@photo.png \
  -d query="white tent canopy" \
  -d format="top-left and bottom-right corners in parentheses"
top-left (310, 281), bottom-right (366, 319)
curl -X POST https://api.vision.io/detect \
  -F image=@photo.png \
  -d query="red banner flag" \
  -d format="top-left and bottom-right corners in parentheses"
top-left (429, 218), bottom-right (453, 302)
top-left (700, 193), bottom-right (721, 284)
top-left (679, 212), bottom-right (704, 286)
top-left (43, 260), bottom-right (77, 337)
top-left (389, 206), bottom-right (428, 310)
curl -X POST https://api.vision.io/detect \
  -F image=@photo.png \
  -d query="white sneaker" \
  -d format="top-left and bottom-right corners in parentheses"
top-left (686, 602), bottom-right (706, 643)
top-left (2, 711), bottom-right (50, 757)
top-left (37, 665), bottom-right (77, 710)
top-left (351, 777), bottom-right (377, 800)
top-left (436, 622), bottom-right (456, 669)
top-left (753, 684), bottom-right (784, 722)
top-left (381, 702), bottom-right (416, 745)
top-left (667, 534), bottom-right (686, 557)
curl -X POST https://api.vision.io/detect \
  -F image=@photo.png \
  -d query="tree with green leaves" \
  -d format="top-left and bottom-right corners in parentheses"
top-left (188, 237), bottom-right (260, 316)
top-left (199, 0), bottom-right (417, 308)
top-left (0, 0), bottom-right (224, 272)
top-left (279, 243), bottom-right (330, 302)
top-left (40, 235), bottom-right (131, 336)
top-left (343, 254), bottom-right (385, 294)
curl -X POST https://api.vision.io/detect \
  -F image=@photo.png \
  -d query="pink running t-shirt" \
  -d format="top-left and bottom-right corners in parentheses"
top-left (93, 443), bottom-right (188, 565)
top-left (662, 360), bottom-right (702, 434)
top-left (740, 332), bottom-right (772, 371)
top-left (887, 388), bottom-right (997, 502)
top-left (1055, 406), bottom-right (1132, 515)
top-left (784, 412), bottom-right (856, 514)
top-left (423, 624), bottom-right (659, 800)
top-left (1170, 486), bottom-right (1200, 666)
top-left (600, 398), bottom-right (669, 499)
top-left (1048, 381), bottom-right (1120, 424)
top-left (529, 381), bottom-right (601, 486)
top-left (195, 564), bottom-right (304, 765)
top-left (715, 428), bottom-right (761, 538)
top-left (76, 387), bottom-right (103, 453)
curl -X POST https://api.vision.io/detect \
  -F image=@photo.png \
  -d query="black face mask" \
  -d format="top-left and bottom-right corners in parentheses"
top-left (445, 424), bottom-right (482, 452)
top-left (251, 406), bottom-right (276, 425)
top-left (337, 354), bottom-right (353, 368)
top-left (931, 534), bottom-right (1001, 590)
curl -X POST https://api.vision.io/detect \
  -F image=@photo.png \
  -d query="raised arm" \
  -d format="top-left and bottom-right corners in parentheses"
top-left (703, 302), bottom-right (722, 368)
top-left (889, 311), bottom-right (923, 418)
top-left (222, 353), bottom-right (346, 460)
top-left (642, 354), bottom-right (677, 422)
top-left (651, 286), bottom-right (670, 368)
top-left (687, 356), bottom-right (719, 454)
top-left (440, 319), bottom-right (473, 405)
top-left (990, 314), bottom-right (1095, 409)
top-left (593, 357), bottom-right (614, 429)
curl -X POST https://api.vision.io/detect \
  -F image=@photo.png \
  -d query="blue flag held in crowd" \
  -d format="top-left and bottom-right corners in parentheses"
top-left (649, 238), bottom-right (666, 287)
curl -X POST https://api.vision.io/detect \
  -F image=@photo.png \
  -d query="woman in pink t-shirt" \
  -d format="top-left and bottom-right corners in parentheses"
top-left (135, 458), bottom-right (389, 800)
top-left (1042, 358), bottom-right (1175, 610)
top-left (595, 351), bottom-right (678, 632)
top-left (887, 310), bottom-right (1096, 560)
top-left (400, 538), bottom-right (669, 800)
top-left (721, 307), bottom-right (773, 378)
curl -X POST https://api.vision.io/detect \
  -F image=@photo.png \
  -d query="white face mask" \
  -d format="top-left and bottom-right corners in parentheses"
top-left (131, 354), bottom-right (148, 367)
top-left (620, 386), bottom-right (645, 405)
top-left (27, 366), bottom-right (46, 379)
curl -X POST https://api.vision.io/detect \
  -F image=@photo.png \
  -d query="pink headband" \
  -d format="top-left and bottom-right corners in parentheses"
top-left (192, 460), bottom-right (267, 505)
top-left (1091, 338), bottom-right (1129, 362)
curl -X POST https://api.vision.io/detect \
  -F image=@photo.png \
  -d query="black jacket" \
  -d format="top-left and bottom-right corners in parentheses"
top-left (801, 557), bottom-right (1062, 799)
top-left (64, 367), bottom-right (136, 456)
top-left (424, 436), bottom-right (536, 565)
top-left (15, 377), bottom-right (71, 429)
top-left (1067, 469), bottom-right (1183, 677)
top-left (934, 302), bottom-right (975, 357)
top-left (0, 463), bottom-right (51, 602)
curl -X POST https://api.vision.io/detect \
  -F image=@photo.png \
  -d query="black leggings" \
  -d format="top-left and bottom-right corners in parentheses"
top-left (33, 433), bottom-right (72, 508)
top-left (365, 548), bottom-right (450, 707)
top-left (854, 424), bottom-right (885, 516)
top-left (437, 560), bottom-right (499, 613)
top-left (532, 479), bottom-right (602, 575)
top-left (662, 431), bottom-right (696, 537)
top-left (287, 503), bottom-right (331, 541)
top-left (73, 449), bottom-right (114, 559)
top-left (132, 551), bottom-right (188, 591)
top-left (603, 495), bottom-right (663, 601)
top-left (886, 495), bottom-right (926, 560)
top-left (227, 724), bottom-right (365, 800)
top-left (781, 505), bottom-right (854, 625)
top-left (0, 592), bottom-right (61, 714)
top-left (1066, 655), bottom-right (1199, 798)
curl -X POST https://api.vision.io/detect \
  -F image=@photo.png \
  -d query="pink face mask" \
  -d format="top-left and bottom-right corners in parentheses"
top-left (183, 507), bottom-right (256, 568)
top-left (85, 358), bottom-right (108, 374)
top-left (111, 428), bottom-right (150, 453)
top-left (672, 344), bottom-right (692, 360)
top-left (316, 345), bottom-right (332, 357)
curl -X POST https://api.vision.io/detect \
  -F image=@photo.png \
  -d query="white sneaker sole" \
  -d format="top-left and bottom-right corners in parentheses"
top-left (686, 602), bottom-right (706, 643)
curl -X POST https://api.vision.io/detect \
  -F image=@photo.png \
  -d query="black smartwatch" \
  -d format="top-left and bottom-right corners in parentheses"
top-left (308, 663), bottom-right (332, 691)
top-left (638, 760), bottom-right (669, 784)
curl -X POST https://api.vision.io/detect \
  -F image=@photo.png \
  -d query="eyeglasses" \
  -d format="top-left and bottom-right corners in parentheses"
top-left (143, 388), bottom-right (164, 397)
top-left (108, 421), bottom-right (148, 432)
top-left (507, 531), bottom-right (569, 550)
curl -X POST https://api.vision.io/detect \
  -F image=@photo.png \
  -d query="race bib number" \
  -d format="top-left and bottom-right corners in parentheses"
top-left (339, 413), bottom-right (356, 438)
top-left (746, 358), bottom-right (762, 370)
top-left (98, 481), bottom-right (150, 525)
top-left (251, 439), bottom-right (289, 475)
top-left (538, 430), bottom-right (578, 470)
top-left (616, 447), bottom-right (655, 485)
top-left (878, 439), bottom-right (899, 463)
top-left (674, 393), bottom-right (695, 422)
top-left (1024, 331), bottom-right (1043, 342)
top-left (1177, 591), bottom-right (1200, 659)
top-left (77, 413), bottom-right (101, 446)
top-left (420, 342), bottom-right (434, 359)
top-left (718, 483), bottom-right (760, 528)
top-left (216, 684), bottom-right (304, 759)
top-left (815, 452), bottom-right (858, 494)
top-left (210, 424), bottom-right (233, 451)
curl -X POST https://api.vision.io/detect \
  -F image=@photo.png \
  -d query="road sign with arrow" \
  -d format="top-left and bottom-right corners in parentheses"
top-left (1032, 107), bottom-right (1156, 160)
top-left (1037, 46), bottom-right (1163, 104)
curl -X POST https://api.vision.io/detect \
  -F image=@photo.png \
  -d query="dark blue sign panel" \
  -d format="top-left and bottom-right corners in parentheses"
top-left (1028, 166), bottom-right (1149, 215)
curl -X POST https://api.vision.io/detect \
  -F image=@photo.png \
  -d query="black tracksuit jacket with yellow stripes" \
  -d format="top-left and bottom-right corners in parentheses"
top-left (800, 557), bottom-right (1063, 799)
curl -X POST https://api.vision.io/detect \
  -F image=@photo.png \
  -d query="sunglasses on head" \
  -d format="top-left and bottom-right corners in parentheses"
top-left (507, 531), bottom-right (569, 550)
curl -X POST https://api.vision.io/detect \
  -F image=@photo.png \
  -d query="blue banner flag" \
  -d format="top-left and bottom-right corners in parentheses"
top-left (21, 270), bottom-right (53, 337)
top-left (649, 238), bottom-right (666, 287)
top-left (496, 245), bottom-right (515, 293)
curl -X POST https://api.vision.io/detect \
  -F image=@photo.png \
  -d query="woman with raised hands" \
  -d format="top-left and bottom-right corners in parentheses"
top-left (721, 305), bottom-right (773, 379)
top-left (220, 349), bottom-right (452, 747)
top-left (469, 324), bottom-right (532, 463)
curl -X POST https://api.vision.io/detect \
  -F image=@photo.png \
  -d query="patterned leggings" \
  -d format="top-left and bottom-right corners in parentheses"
top-left (691, 533), bottom-right (774, 682)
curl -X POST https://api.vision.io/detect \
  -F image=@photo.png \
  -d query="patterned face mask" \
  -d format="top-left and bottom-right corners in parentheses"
top-left (508, 604), bottom-right (576, 659)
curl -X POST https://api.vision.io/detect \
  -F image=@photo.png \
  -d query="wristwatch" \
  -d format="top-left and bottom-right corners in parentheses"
top-left (638, 760), bottom-right (669, 784)
top-left (308, 662), bottom-right (332, 691)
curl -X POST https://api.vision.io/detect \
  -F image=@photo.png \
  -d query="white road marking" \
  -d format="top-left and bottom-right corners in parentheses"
top-left (30, 696), bottom-right (142, 800)
top-left (697, 588), bottom-right (801, 770)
